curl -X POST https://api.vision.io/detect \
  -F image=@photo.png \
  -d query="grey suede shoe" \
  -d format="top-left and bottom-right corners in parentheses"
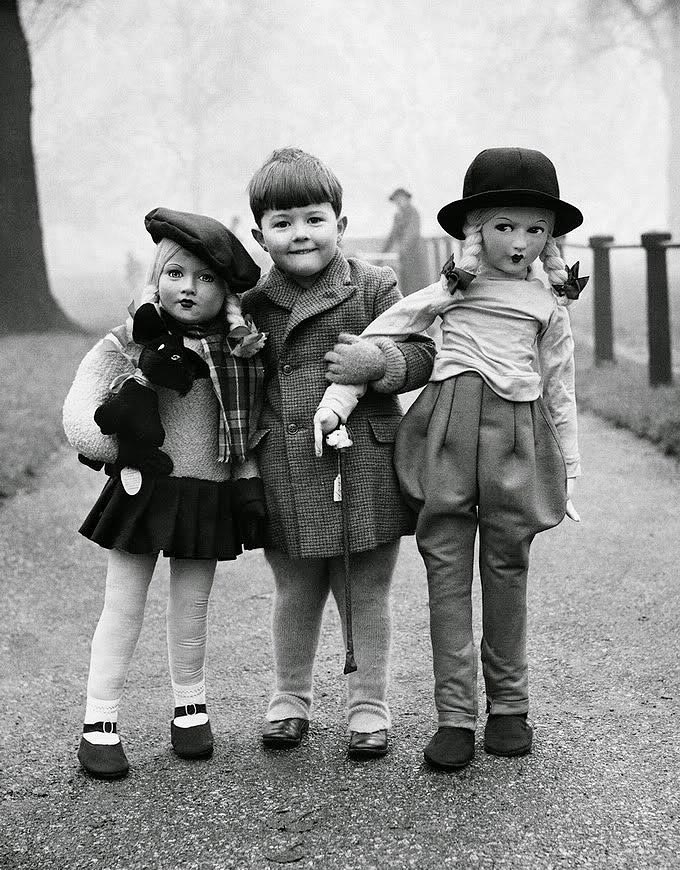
top-left (423, 727), bottom-right (475, 770)
top-left (484, 713), bottom-right (533, 757)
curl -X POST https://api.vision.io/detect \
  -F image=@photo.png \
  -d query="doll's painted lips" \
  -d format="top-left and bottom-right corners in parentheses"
top-left (179, 300), bottom-right (196, 308)
top-left (511, 255), bottom-right (524, 263)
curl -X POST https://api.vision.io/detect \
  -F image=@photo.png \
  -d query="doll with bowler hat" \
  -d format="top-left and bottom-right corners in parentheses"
top-left (316, 147), bottom-right (587, 770)
top-left (63, 208), bottom-right (267, 779)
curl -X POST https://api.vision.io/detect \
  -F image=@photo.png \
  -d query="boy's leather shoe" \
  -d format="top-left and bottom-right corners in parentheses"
top-left (484, 713), bottom-right (533, 757)
top-left (262, 717), bottom-right (309, 749)
top-left (423, 727), bottom-right (475, 770)
top-left (348, 729), bottom-right (388, 760)
top-left (78, 729), bottom-right (129, 780)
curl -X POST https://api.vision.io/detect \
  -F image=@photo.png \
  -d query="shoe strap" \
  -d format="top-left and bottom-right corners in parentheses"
top-left (83, 721), bottom-right (117, 734)
top-left (174, 703), bottom-right (207, 717)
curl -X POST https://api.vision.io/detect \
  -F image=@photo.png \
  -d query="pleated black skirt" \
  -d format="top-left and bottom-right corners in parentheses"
top-left (79, 474), bottom-right (260, 560)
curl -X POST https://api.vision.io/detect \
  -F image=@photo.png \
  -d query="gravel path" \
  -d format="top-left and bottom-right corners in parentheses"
top-left (1, 410), bottom-right (679, 869)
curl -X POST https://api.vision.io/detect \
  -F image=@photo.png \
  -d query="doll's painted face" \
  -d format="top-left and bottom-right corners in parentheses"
top-left (253, 203), bottom-right (348, 289)
top-left (479, 207), bottom-right (554, 279)
top-left (158, 247), bottom-right (226, 324)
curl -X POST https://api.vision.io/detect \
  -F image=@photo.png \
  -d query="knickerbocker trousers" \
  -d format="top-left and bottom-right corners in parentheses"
top-left (394, 373), bottom-right (567, 729)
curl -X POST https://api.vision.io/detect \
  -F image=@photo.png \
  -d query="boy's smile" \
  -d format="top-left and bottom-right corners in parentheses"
top-left (254, 203), bottom-right (347, 288)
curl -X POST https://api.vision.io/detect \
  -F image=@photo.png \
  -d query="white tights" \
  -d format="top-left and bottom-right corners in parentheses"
top-left (86, 548), bottom-right (216, 706)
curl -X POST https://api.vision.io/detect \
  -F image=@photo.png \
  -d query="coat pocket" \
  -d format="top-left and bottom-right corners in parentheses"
top-left (367, 415), bottom-right (402, 444)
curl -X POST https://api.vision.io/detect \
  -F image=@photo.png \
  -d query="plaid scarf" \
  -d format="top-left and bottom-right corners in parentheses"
top-left (160, 312), bottom-right (264, 463)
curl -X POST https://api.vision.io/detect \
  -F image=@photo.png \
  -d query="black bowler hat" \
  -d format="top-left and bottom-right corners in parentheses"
top-left (145, 207), bottom-right (260, 292)
top-left (437, 148), bottom-right (583, 240)
top-left (389, 187), bottom-right (412, 201)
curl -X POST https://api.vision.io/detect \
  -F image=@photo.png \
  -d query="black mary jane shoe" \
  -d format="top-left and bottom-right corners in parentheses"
top-left (78, 722), bottom-right (129, 780)
top-left (423, 727), bottom-right (475, 771)
top-left (171, 705), bottom-right (214, 760)
top-left (261, 717), bottom-right (309, 749)
top-left (348, 729), bottom-right (389, 760)
top-left (484, 713), bottom-right (533, 757)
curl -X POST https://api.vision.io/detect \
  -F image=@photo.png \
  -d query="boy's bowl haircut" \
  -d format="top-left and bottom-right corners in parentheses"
top-left (248, 147), bottom-right (343, 226)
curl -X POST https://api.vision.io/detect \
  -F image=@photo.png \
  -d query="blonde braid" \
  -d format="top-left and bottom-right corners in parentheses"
top-left (224, 292), bottom-right (247, 331)
top-left (458, 208), bottom-right (509, 273)
top-left (539, 235), bottom-right (570, 303)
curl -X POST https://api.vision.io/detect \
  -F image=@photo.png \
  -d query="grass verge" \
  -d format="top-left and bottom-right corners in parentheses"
top-left (0, 331), bottom-right (95, 498)
top-left (574, 339), bottom-right (680, 458)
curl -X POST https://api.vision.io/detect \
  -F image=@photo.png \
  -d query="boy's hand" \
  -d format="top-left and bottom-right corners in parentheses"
top-left (566, 477), bottom-right (580, 522)
top-left (324, 334), bottom-right (386, 384)
top-left (313, 408), bottom-right (341, 457)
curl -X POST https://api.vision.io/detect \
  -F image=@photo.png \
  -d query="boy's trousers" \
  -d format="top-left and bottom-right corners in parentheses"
top-left (264, 542), bottom-right (398, 733)
top-left (395, 374), bottom-right (566, 729)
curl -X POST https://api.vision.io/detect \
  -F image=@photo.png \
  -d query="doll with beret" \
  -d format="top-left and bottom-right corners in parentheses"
top-left (63, 208), bottom-right (267, 779)
top-left (316, 148), bottom-right (587, 770)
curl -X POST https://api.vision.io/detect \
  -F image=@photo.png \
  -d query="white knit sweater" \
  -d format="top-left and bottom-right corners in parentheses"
top-left (63, 321), bottom-right (257, 481)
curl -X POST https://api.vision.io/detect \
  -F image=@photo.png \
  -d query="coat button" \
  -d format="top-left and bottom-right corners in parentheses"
top-left (287, 422), bottom-right (298, 434)
top-left (281, 364), bottom-right (293, 375)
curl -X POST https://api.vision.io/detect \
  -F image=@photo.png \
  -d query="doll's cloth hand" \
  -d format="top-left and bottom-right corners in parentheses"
top-left (313, 408), bottom-right (341, 457)
top-left (94, 378), bottom-right (165, 447)
top-left (115, 438), bottom-right (173, 477)
top-left (78, 454), bottom-right (105, 471)
top-left (231, 477), bottom-right (267, 549)
top-left (566, 477), bottom-right (580, 522)
top-left (324, 334), bottom-right (386, 384)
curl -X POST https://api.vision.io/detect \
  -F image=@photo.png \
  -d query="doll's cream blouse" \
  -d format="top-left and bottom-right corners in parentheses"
top-left (320, 275), bottom-right (581, 477)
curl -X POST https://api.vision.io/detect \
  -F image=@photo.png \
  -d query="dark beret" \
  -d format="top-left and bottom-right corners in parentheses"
top-left (144, 207), bottom-right (260, 293)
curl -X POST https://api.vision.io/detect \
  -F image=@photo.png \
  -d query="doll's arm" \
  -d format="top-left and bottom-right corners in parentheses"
top-left (538, 306), bottom-right (581, 479)
top-left (63, 334), bottom-right (136, 464)
top-left (230, 454), bottom-right (266, 549)
top-left (324, 277), bottom-right (442, 392)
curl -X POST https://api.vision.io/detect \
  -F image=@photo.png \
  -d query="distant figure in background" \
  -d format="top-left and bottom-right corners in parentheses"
top-left (382, 188), bottom-right (429, 295)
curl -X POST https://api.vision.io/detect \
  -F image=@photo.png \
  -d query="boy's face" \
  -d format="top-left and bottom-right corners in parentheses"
top-left (253, 203), bottom-right (347, 286)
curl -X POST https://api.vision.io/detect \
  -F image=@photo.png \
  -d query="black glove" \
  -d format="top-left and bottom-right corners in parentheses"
top-left (116, 438), bottom-right (173, 477)
top-left (231, 477), bottom-right (267, 550)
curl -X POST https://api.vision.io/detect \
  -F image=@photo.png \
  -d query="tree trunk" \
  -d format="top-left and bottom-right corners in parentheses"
top-left (0, 0), bottom-right (75, 334)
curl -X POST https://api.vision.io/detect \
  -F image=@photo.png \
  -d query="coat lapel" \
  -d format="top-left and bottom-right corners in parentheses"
top-left (260, 251), bottom-right (357, 344)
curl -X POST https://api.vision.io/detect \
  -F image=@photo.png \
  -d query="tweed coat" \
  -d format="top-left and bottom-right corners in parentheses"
top-left (241, 251), bottom-right (436, 559)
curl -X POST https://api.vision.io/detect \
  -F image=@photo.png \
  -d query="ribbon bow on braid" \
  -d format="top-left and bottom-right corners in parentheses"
top-left (552, 261), bottom-right (589, 301)
top-left (440, 253), bottom-right (475, 295)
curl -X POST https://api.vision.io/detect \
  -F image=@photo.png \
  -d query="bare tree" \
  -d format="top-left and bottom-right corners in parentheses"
top-left (0, 0), bottom-right (84, 333)
top-left (585, 0), bottom-right (680, 235)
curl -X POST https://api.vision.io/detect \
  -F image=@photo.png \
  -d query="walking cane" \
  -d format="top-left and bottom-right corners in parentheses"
top-left (327, 425), bottom-right (358, 675)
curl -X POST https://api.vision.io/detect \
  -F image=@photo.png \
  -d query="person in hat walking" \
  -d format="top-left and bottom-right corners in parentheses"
top-left (382, 188), bottom-right (430, 295)
top-left (242, 148), bottom-right (436, 760)
top-left (316, 148), bottom-right (586, 770)
top-left (63, 208), bottom-right (267, 779)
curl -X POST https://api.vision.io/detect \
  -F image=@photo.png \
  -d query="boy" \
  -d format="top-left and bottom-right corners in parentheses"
top-left (242, 148), bottom-right (435, 758)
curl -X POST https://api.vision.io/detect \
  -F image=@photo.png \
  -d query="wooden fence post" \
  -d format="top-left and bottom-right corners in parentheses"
top-left (589, 235), bottom-right (615, 365)
top-left (640, 232), bottom-right (673, 386)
